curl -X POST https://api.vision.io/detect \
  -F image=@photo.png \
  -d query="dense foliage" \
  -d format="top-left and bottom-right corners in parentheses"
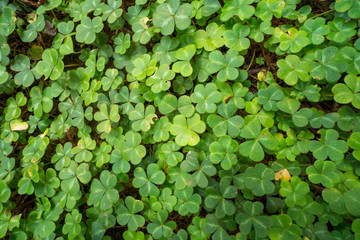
top-left (0, 0), bottom-right (360, 239)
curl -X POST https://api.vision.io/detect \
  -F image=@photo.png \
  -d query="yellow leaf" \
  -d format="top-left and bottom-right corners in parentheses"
top-left (275, 168), bottom-right (291, 181)
top-left (10, 120), bottom-right (29, 131)
top-left (257, 69), bottom-right (266, 81)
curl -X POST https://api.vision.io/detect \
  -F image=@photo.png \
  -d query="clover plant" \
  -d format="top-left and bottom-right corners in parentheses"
top-left (0, 0), bottom-right (360, 239)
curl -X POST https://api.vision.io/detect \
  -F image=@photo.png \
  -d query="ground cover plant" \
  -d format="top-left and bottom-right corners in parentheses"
top-left (0, 0), bottom-right (360, 239)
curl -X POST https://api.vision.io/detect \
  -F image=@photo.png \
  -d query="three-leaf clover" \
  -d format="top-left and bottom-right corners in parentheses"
top-left (332, 74), bottom-right (360, 109)
top-left (206, 49), bottom-right (244, 82)
top-left (174, 186), bottom-right (202, 216)
top-left (62, 209), bottom-right (82, 240)
top-left (10, 54), bottom-right (37, 87)
top-left (36, 49), bottom-right (64, 80)
top-left (279, 176), bottom-right (310, 207)
top-left (209, 135), bottom-right (239, 170)
top-left (172, 44), bottom-right (196, 77)
top-left (220, 0), bottom-right (255, 21)
top-left (71, 136), bottom-right (96, 163)
top-left (133, 163), bottom-right (166, 197)
top-left (279, 28), bottom-right (310, 53)
top-left (239, 120), bottom-right (278, 161)
top-left (306, 160), bottom-right (342, 188)
top-left (117, 196), bottom-right (145, 231)
top-left (309, 129), bottom-right (348, 161)
top-left (87, 170), bottom-right (119, 210)
top-left (147, 210), bottom-right (176, 239)
top-left (153, 0), bottom-right (192, 35)
top-left (277, 55), bottom-right (311, 86)
top-left (205, 179), bottom-right (237, 218)
top-left (170, 114), bottom-right (206, 146)
top-left (348, 132), bottom-right (360, 160)
top-left (224, 23), bottom-right (251, 51)
top-left (94, 103), bottom-right (120, 133)
top-left (326, 18), bottom-right (357, 43)
top-left (244, 163), bottom-right (275, 196)
top-left (59, 161), bottom-right (91, 195)
top-left (235, 201), bottom-right (272, 238)
top-left (180, 151), bottom-right (216, 188)
top-left (300, 18), bottom-right (330, 45)
top-left (116, 131), bottom-right (146, 165)
top-left (310, 46), bottom-right (347, 83)
top-left (159, 94), bottom-right (195, 117)
top-left (190, 83), bottom-right (222, 114)
top-left (195, 22), bottom-right (225, 51)
top-left (129, 103), bottom-right (157, 132)
top-left (207, 102), bottom-right (244, 138)
top-left (75, 17), bottom-right (104, 44)
top-left (146, 64), bottom-right (175, 93)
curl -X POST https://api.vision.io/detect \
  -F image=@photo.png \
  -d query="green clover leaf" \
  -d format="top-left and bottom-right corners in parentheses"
top-left (174, 186), bottom-right (202, 216)
top-left (36, 48), bottom-right (64, 80)
top-left (132, 163), bottom-right (166, 197)
top-left (94, 103), bottom-right (120, 133)
top-left (209, 135), bottom-right (238, 170)
top-left (207, 102), bottom-right (244, 138)
top-left (71, 136), bottom-right (96, 163)
top-left (129, 103), bottom-right (157, 132)
top-left (279, 176), bottom-right (310, 207)
top-left (224, 23), bottom-right (250, 51)
top-left (220, 0), bottom-right (255, 21)
top-left (277, 55), bottom-right (311, 86)
top-left (117, 196), bottom-right (145, 231)
top-left (205, 179), bottom-right (237, 218)
top-left (153, 0), bottom-right (192, 35)
top-left (310, 46), bottom-right (347, 83)
top-left (309, 129), bottom-right (348, 161)
top-left (87, 170), bottom-right (119, 210)
top-left (147, 210), bottom-right (176, 239)
top-left (172, 44), bottom-right (196, 77)
top-left (59, 161), bottom-right (91, 195)
top-left (195, 22), bottom-right (225, 51)
top-left (244, 163), bottom-right (275, 196)
top-left (306, 160), bottom-right (342, 188)
top-left (235, 201), bottom-right (272, 238)
top-left (191, 83), bottom-right (222, 114)
top-left (348, 132), bottom-right (360, 160)
top-left (62, 209), bottom-right (82, 240)
top-left (116, 131), bottom-right (146, 165)
top-left (206, 49), bottom-right (244, 82)
top-left (10, 54), bottom-right (36, 87)
top-left (75, 16), bottom-right (104, 44)
top-left (300, 18), bottom-right (330, 45)
top-left (157, 141), bottom-right (183, 167)
top-left (255, 0), bottom-right (285, 22)
top-left (279, 28), bottom-right (310, 53)
top-left (180, 151), bottom-right (216, 188)
top-left (239, 120), bottom-right (278, 161)
top-left (268, 214), bottom-right (302, 240)
top-left (170, 113), bottom-right (206, 146)
top-left (327, 18), bottom-right (357, 43)
top-left (146, 64), bottom-right (175, 93)
top-left (322, 187), bottom-right (360, 216)
top-left (332, 74), bottom-right (360, 109)
top-left (258, 85), bottom-right (284, 111)
top-left (335, 0), bottom-right (360, 18)
top-left (159, 94), bottom-right (195, 117)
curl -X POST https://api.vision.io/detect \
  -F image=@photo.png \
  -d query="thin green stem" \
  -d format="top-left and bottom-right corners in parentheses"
top-left (309, 9), bottom-right (335, 19)
top-left (246, 50), bottom-right (256, 71)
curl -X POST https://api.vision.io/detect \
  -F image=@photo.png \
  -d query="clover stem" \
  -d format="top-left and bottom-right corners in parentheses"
top-left (64, 63), bottom-right (84, 67)
top-left (51, 10), bottom-right (58, 21)
top-left (246, 50), bottom-right (256, 72)
top-left (309, 9), bottom-right (335, 19)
